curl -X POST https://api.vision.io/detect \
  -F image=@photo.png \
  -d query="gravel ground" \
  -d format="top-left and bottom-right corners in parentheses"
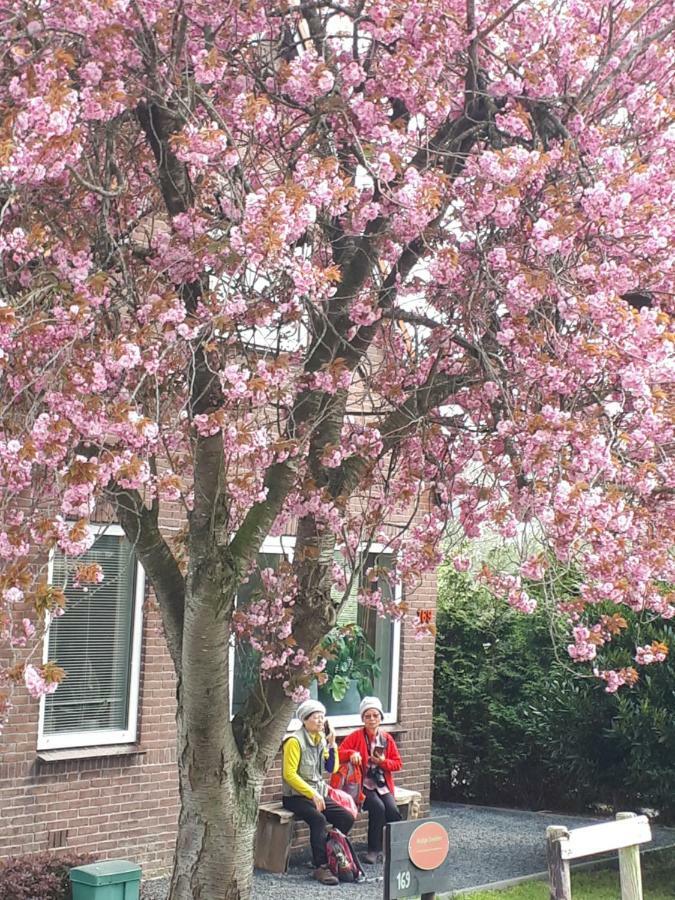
top-left (141, 802), bottom-right (675, 900)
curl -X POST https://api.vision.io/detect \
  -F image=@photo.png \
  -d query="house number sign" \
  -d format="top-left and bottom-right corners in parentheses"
top-left (384, 816), bottom-right (452, 900)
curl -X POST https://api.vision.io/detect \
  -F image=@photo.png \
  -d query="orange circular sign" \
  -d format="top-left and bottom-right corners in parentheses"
top-left (407, 821), bottom-right (450, 870)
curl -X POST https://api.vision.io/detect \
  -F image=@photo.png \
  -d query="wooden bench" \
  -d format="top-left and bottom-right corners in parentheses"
top-left (254, 786), bottom-right (422, 873)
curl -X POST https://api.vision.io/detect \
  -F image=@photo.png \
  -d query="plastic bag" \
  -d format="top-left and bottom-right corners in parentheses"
top-left (327, 785), bottom-right (358, 818)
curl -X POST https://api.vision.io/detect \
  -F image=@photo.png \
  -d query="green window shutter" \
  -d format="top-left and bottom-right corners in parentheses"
top-left (42, 532), bottom-right (138, 736)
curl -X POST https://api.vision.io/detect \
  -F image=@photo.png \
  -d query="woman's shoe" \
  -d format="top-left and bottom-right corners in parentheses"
top-left (362, 850), bottom-right (379, 865)
top-left (313, 865), bottom-right (339, 885)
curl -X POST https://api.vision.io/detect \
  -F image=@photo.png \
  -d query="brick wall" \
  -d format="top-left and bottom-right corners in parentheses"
top-left (0, 596), bottom-right (180, 876)
top-left (0, 547), bottom-right (437, 875)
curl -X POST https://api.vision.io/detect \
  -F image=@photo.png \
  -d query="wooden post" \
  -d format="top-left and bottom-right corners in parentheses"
top-left (546, 826), bottom-right (572, 900)
top-left (616, 812), bottom-right (644, 900)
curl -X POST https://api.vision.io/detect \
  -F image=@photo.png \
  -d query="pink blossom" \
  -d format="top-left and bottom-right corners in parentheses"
top-left (635, 643), bottom-right (668, 665)
top-left (0, 0), bottom-right (674, 726)
top-left (520, 557), bottom-right (546, 581)
top-left (24, 665), bottom-right (58, 700)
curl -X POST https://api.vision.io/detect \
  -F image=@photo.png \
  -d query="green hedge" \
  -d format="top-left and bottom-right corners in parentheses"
top-left (431, 564), bottom-right (675, 820)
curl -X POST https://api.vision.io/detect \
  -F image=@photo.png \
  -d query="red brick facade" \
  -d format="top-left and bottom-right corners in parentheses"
top-left (0, 530), bottom-right (437, 875)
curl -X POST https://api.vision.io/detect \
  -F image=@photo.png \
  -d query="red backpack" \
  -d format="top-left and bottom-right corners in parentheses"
top-left (325, 829), bottom-right (366, 883)
top-left (330, 760), bottom-right (365, 807)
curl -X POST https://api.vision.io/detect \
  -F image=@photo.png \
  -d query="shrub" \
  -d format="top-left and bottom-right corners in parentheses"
top-left (432, 563), bottom-right (675, 821)
top-left (0, 852), bottom-right (97, 900)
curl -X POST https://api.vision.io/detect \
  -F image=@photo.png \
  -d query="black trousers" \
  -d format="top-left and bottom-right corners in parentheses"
top-left (282, 794), bottom-right (355, 867)
top-left (363, 788), bottom-right (402, 852)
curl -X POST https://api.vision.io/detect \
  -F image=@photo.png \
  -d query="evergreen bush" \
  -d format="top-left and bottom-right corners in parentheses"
top-left (432, 564), bottom-right (675, 821)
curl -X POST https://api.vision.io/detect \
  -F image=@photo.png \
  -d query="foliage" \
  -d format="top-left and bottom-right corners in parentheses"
top-left (432, 565), bottom-right (675, 820)
top-left (465, 846), bottom-right (675, 899)
top-left (319, 624), bottom-right (381, 701)
top-left (0, 852), bottom-right (97, 900)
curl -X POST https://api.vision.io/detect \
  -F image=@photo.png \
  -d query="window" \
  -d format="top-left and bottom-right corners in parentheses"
top-left (230, 544), bottom-right (291, 717)
top-left (319, 548), bottom-right (400, 727)
top-left (230, 539), bottom-right (400, 728)
top-left (37, 524), bottom-right (145, 750)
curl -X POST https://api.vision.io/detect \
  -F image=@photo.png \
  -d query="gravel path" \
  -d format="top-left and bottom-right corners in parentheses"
top-left (141, 802), bottom-right (675, 900)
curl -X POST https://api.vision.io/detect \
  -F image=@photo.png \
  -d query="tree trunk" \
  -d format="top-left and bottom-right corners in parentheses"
top-left (168, 580), bottom-right (263, 900)
top-left (169, 725), bottom-right (263, 900)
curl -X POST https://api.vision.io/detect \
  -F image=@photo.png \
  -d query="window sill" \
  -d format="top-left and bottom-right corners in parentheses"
top-left (37, 744), bottom-right (146, 763)
top-left (333, 723), bottom-right (405, 738)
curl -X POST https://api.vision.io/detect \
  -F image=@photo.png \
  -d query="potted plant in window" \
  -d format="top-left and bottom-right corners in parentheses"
top-left (318, 623), bottom-right (382, 716)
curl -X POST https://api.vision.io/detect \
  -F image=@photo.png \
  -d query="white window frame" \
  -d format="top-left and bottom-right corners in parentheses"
top-left (37, 523), bottom-right (145, 751)
top-left (229, 538), bottom-right (401, 730)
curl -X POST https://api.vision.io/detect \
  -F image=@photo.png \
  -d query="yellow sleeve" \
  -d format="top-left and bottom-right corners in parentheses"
top-left (282, 737), bottom-right (316, 800)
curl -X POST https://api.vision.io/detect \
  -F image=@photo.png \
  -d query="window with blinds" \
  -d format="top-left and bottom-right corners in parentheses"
top-left (38, 525), bottom-right (145, 750)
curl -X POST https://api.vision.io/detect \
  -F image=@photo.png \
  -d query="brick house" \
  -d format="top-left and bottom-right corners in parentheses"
top-left (0, 499), bottom-right (438, 875)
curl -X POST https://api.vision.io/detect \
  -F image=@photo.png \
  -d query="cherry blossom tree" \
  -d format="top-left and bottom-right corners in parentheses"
top-left (1, 0), bottom-right (674, 897)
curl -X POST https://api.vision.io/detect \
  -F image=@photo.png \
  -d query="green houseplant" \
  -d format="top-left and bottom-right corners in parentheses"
top-left (319, 623), bottom-right (381, 704)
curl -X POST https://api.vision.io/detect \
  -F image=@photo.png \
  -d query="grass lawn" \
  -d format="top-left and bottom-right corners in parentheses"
top-left (461, 846), bottom-right (675, 899)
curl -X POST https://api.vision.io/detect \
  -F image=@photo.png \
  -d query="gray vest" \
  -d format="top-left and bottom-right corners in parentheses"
top-left (282, 727), bottom-right (328, 798)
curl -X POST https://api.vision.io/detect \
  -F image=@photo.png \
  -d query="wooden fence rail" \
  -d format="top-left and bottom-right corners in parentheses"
top-left (546, 811), bottom-right (652, 900)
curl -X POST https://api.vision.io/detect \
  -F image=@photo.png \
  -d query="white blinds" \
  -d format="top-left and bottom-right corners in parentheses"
top-left (335, 551), bottom-right (359, 626)
top-left (42, 532), bottom-right (138, 736)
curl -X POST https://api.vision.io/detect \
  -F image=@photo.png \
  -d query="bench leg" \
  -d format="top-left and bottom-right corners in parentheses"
top-left (254, 811), bottom-right (294, 873)
top-left (396, 797), bottom-right (421, 821)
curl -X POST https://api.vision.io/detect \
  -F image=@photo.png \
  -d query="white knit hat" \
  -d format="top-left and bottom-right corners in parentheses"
top-left (296, 699), bottom-right (326, 722)
top-left (359, 696), bottom-right (383, 719)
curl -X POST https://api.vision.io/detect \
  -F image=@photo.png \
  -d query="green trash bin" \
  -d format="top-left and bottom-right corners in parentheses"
top-left (70, 859), bottom-right (141, 900)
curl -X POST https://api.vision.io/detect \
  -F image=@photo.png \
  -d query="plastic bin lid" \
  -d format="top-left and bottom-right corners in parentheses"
top-left (70, 860), bottom-right (142, 885)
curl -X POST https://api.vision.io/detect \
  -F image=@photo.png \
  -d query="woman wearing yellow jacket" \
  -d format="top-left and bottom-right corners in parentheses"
top-left (282, 699), bottom-right (356, 885)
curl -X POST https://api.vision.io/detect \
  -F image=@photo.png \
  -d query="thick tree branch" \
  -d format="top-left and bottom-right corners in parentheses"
top-left (111, 485), bottom-right (185, 673)
top-left (137, 100), bottom-right (193, 216)
top-left (329, 368), bottom-right (480, 500)
top-left (380, 309), bottom-right (480, 355)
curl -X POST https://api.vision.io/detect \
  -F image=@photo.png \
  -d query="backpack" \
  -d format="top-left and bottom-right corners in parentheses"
top-left (330, 761), bottom-right (364, 807)
top-left (325, 828), bottom-right (366, 883)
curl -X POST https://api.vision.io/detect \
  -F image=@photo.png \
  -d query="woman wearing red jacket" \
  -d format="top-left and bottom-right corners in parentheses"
top-left (334, 696), bottom-right (402, 864)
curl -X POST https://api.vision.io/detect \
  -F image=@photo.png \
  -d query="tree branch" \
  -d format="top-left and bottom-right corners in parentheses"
top-left (329, 368), bottom-right (480, 500)
top-left (137, 100), bottom-right (193, 217)
top-left (379, 308), bottom-right (480, 355)
top-left (111, 484), bottom-right (185, 673)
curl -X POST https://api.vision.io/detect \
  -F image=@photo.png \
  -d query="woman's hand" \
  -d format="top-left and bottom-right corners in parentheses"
top-left (325, 723), bottom-right (336, 747)
top-left (312, 792), bottom-right (326, 812)
top-left (349, 751), bottom-right (362, 765)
